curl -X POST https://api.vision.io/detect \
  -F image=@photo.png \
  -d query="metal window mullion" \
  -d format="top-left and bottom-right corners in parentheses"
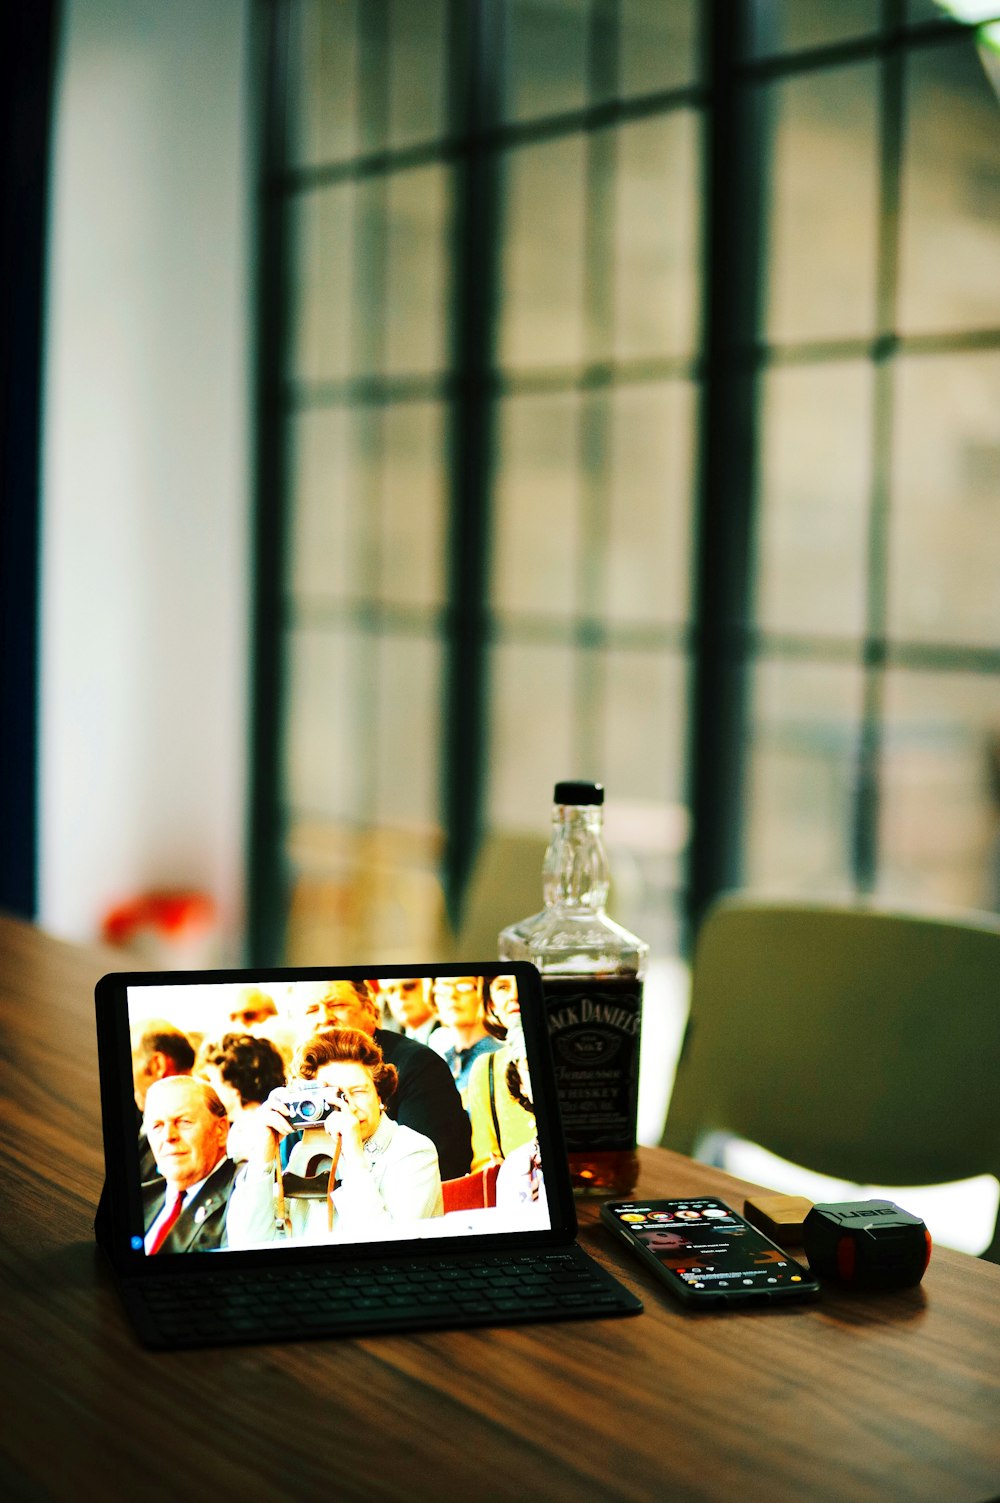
top-left (440, 0), bottom-right (505, 926)
top-left (683, 0), bottom-right (767, 945)
top-left (0, 1), bottom-right (58, 919)
top-left (247, 0), bottom-right (296, 965)
top-left (352, 6), bottom-right (392, 833)
top-left (852, 4), bottom-right (907, 893)
top-left (574, 0), bottom-right (620, 776)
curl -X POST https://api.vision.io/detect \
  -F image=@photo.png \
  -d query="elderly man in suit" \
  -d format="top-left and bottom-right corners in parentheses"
top-left (142, 1076), bottom-right (236, 1253)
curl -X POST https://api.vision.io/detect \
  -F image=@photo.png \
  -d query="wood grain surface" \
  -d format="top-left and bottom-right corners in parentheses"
top-left (2, 913), bottom-right (998, 1503)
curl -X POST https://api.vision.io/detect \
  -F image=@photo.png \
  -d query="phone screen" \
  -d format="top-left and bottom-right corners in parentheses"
top-left (604, 1198), bottom-right (817, 1297)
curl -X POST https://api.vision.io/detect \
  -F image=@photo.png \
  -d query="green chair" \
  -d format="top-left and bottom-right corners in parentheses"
top-left (441, 831), bottom-right (550, 962)
top-left (661, 895), bottom-right (1000, 1262)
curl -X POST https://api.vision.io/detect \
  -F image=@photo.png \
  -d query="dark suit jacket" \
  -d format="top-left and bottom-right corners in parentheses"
top-left (137, 1128), bottom-right (158, 1184)
top-left (375, 1029), bottom-right (472, 1180)
top-left (141, 1157), bottom-right (237, 1253)
top-left (134, 1105), bottom-right (159, 1183)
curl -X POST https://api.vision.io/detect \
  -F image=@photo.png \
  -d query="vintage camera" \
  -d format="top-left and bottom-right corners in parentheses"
top-left (267, 1083), bottom-right (345, 1130)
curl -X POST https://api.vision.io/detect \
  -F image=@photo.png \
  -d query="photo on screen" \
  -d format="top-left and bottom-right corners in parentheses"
top-left (128, 971), bottom-right (550, 1255)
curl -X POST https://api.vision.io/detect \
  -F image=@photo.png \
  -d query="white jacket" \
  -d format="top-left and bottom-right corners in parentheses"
top-left (226, 1112), bottom-right (443, 1248)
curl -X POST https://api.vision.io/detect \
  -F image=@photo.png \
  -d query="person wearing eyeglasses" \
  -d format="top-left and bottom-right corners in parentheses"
top-left (285, 978), bottom-right (472, 1179)
top-left (379, 976), bottom-right (441, 1046)
top-left (227, 987), bottom-right (278, 1032)
top-left (226, 1028), bottom-right (443, 1247)
top-left (429, 975), bottom-right (501, 1101)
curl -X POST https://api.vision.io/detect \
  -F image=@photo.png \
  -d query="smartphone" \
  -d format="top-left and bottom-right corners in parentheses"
top-left (601, 1197), bottom-right (821, 1308)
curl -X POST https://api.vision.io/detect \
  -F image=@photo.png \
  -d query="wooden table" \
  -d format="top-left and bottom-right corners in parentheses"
top-left (2, 913), bottom-right (999, 1503)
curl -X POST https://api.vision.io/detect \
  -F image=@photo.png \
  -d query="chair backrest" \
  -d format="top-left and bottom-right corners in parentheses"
top-left (443, 831), bottom-right (550, 962)
top-left (661, 896), bottom-right (1000, 1259)
top-left (442, 1162), bottom-right (501, 1213)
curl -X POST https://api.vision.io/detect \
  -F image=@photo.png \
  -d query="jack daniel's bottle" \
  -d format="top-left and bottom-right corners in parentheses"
top-left (499, 781), bottom-right (647, 1195)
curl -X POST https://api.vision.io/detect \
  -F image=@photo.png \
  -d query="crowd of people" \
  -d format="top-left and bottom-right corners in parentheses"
top-left (129, 973), bottom-right (543, 1252)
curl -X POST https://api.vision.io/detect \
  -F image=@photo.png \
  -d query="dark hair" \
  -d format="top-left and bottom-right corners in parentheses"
top-left (506, 1058), bottom-right (534, 1115)
top-left (344, 980), bottom-right (374, 1008)
top-left (134, 1022), bottom-right (196, 1074)
top-left (199, 1033), bottom-right (286, 1107)
top-left (483, 994), bottom-right (507, 1042)
top-left (295, 1027), bottom-right (399, 1106)
top-left (317, 979), bottom-right (376, 1012)
top-left (483, 975), bottom-right (518, 1041)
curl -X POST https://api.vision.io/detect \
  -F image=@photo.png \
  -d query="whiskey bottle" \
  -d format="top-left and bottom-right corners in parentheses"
top-left (498, 780), bottom-right (647, 1195)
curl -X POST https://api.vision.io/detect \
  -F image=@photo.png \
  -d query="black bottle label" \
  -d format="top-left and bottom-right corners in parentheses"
top-left (542, 976), bottom-right (643, 1152)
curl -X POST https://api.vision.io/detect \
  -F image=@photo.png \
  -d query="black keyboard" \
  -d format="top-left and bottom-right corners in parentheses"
top-left (124, 1246), bottom-right (642, 1349)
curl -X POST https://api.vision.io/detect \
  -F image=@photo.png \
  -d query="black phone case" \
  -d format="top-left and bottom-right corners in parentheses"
top-left (601, 1199), bottom-right (821, 1309)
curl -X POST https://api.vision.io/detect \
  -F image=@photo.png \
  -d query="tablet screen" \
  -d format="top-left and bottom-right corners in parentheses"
top-left (114, 966), bottom-right (556, 1257)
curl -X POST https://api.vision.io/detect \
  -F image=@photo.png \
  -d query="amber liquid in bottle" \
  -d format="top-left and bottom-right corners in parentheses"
top-left (541, 973), bottom-right (643, 1196)
top-left (568, 1146), bottom-right (641, 1197)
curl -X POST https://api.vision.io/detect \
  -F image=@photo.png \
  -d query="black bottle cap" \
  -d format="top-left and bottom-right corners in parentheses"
top-left (553, 780), bottom-right (604, 806)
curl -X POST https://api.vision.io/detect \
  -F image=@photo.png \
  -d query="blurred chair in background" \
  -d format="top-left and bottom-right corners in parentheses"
top-left (443, 832), bottom-right (550, 962)
top-left (661, 896), bottom-right (1000, 1261)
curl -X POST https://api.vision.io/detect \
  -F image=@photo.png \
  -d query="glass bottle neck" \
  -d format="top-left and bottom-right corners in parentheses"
top-left (543, 804), bottom-right (609, 910)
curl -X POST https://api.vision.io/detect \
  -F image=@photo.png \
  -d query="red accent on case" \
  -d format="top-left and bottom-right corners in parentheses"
top-left (836, 1234), bottom-right (856, 1281)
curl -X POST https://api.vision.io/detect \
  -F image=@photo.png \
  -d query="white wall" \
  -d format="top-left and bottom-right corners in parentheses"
top-left (40, 0), bottom-right (253, 957)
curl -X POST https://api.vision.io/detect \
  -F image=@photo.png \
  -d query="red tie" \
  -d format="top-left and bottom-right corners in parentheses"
top-left (147, 1189), bottom-right (185, 1254)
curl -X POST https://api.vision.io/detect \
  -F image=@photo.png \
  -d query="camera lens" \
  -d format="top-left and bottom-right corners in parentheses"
top-left (298, 1099), bottom-right (318, 1119)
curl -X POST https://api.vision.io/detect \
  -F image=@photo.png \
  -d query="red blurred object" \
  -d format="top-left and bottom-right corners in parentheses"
top-left (102, 890), bottom-right (217, 954)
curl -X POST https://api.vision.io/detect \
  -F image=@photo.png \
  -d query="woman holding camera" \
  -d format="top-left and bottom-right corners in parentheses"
top-left (226, 1028), bottom-right (443, 1247)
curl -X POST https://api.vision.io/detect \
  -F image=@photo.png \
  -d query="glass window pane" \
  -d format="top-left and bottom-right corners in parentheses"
top-left (289, 183), bottom-right (356, 384)
top-left (744, 659), bottom-right (865, 892)
top-left (487, 641), bottom-right (576, 830)
top-left (606, 382), bottom-right (695, 627)
top-left (879, 668), bottom-right (1000, 911)
top-left (492, 392), bottom-right (581, 619)
top-left (888, 351), bottom-right (1000, 649)
top-left (288, 407), bottom-right (366, 605)
top-left (503, 0), bottom-right (589, 123)
top-left (351, 179), bottom-right (388, 378)
top-left (764, 64), bottom-right (880, 344)
top-left (897, 36), bottom-right (1000, 336)
top-left (387, 0), bottom-right (447, 149)
top-left (601, 647), bottom-right (690, 954)
top-left (619, 0), bottom-right (700, 95)
top-left (601, 647), bottom-right (688, 805)
top-left (748, 0), bottom-right (881, 58)
top-left (498, 137), bottom-right (587, 371)
top-left (754, 362), bottom-right (874, 639)
top-left (377, 402), bottom-right (447, 610)
top-left (613, 111), bottom-right (702, 362)
top-left (384, 165), bottom-right (450, 377)
top-left (288, 0), bottom-right (359, 167)
top-left (373, 635), bottom-right (442, 827)
top-left (285, 625), bottom-right (362, 821)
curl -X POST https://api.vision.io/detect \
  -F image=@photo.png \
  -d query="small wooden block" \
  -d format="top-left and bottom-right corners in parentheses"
top-left (743, 1194), bottom-right (814, 1246)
